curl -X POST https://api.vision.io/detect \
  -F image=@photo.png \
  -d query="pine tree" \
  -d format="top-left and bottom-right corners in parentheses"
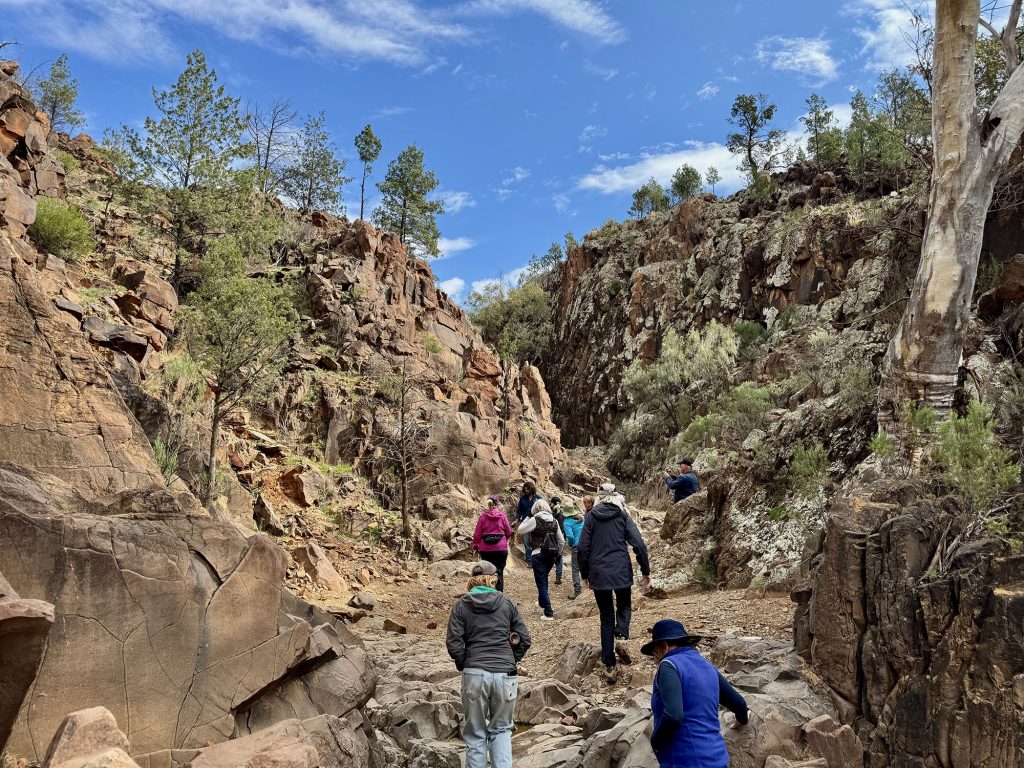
top-left (670, 164), bottom-right (702, 202)
top-left (801, 93), bottom-right (842, 164)
top-left (705, 166), bottom-right (722, 195)
top-left (726, 93), bottom-right (785, 181)
top-left (628, 178), bottom-right (669, 218)
top-left (354, 124), bottom-right (382, 221)
top-left (281, 112), bottom-right (351, 213)
top-left (374, 144), bottom-right (445, 257)
top-left (36, 53), bottom-right (84, 133)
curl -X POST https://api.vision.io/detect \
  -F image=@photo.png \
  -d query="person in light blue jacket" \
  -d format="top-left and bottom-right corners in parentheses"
top-left (563, 507), bottom-right (585, 599)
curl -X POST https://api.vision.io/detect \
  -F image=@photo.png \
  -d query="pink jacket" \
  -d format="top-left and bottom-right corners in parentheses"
top-left (473, 507), bottom-right (513, 552)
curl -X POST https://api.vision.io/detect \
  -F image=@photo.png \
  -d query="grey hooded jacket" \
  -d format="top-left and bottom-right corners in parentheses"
top-left (446, 588), bottom-right (532, 673)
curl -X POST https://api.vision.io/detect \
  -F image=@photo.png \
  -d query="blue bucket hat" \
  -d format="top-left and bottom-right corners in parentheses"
top-left (640, 619), bottom-right (693, 656)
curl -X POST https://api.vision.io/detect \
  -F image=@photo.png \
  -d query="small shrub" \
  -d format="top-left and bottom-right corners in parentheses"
top-left (932, 400), bottom-right (1019, 512)
top-left (57, 150), bottom-right (80, 172)
top-left (790, 440), bottom-right (828, 496)
top-left (766, 504), bottom-right (798, 522)
top-left (869, 430), bottom-right (897, 461)
top-left (153, 437), bottom-right (179, 485)
top-left (733, 320), bottom-right (769, 359)
top-left (28, 197), bottom-right (95, 259)
top-left (976, 257), bottom-right (1006, 296)
top-left (691, 553), bottom-right (718, 590)
top-left (839, 362), bottom-right (877, 413)
top-left (421, 334), bottom-right (443, 355)
top-left (609, 279), bottom-right (624, 297)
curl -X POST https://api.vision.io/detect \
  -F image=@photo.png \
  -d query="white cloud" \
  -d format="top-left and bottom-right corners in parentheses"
top-left (847, 0), bottom-right (924, 71)
top-left (452, 62), bottom-right (464, 75)
top-left (495, 187), bottom-right (513, 202)
top-left (417, 56), bottom-right (448, 76)
top-left (437, 237), bottom-right (476, 259)
top-left (435, 190), bottom-right (477, 213)
top-left (696, 82), bottom-right (719, 100)
top-left (370, 105), bottom-right (414, 119)
top-left (598, 151), bottom-right (630, 162)
top-left (462, 0), bottom-right (625, 44)
top-left (577, 141), bottom-right (746, 195)
top-left (553, 193), bottom-right (572, 213)
top-left (501, 166), bottom-right (531, 185)
top-left (579, 124), bottom-right (608, 154)
top-left (584, 60), bottom-right (620, 80)
top-left (438, 277), bottom-right (466, 297)
top-left (755, 35), bottom-right (839, 83)
top-left (470, 264), bottom-right (530, 294)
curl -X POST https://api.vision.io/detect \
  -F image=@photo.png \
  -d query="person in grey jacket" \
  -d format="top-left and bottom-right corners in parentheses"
top-left (578, 483), bottom-right (651, 680)
top-left (446, 561), bottom-right (532, 768)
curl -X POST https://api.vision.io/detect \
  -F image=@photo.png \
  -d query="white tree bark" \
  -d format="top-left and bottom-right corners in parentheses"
top-left (879, 0), bottom-right (1024, 423)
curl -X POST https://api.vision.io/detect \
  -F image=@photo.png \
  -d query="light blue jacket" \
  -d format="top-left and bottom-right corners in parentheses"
top-left (563, 515), bottom-right (584, 548)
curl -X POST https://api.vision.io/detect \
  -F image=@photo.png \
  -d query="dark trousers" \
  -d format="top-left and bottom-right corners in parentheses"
top-left (593, 588), bottom-right (632, 667)
top-left (479, 549), bottom-right (508, 592)
top-left (531, 551), bottom-right (556, 617)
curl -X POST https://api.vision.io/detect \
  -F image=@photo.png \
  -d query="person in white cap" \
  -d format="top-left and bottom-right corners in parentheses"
top-left (578, 482), bottom-right (651, 681)
top-left (446, 561), bottom-right (532, 768)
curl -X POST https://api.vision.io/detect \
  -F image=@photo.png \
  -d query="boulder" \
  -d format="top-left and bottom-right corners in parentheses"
top-left (113, 268), bottom-right (178, 334)
top-left (293, 541), bottom-right (348, 594)
top-left (516, 679), bottom-right (579, 725)
top-left (254, 494), bottom-right (286, 536)
top-left (0, 575), bottom-right (54, 751)
top-left (281, 466), bottom-right (330, 507)
top-left (188, 720), bottom-right (318, 768)
top-left (801, 715), bottom-right (864, 768)
top-left (405, 740), bottom-right (463, 768)
top-left (42, 707), bottom-right (131, 768)
top-left (81, 316), bottom-right (149, 362)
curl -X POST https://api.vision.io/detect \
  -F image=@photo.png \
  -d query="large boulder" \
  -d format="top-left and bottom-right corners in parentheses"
top-left (42, 707), bottom-right (133, 768)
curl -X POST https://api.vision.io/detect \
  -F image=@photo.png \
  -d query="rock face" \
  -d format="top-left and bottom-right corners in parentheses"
top-left (795, 481), bottom-right (1024, 767)
top-left (0, 569), bottom-right (54, 751)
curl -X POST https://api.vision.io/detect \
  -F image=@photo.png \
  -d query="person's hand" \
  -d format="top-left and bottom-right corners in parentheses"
top-left (582, 579), bottom-right (589, 590)
top-left (729, 714), bottom-right (747, 730)
top-left (642, 575), bottom-right (652, 589)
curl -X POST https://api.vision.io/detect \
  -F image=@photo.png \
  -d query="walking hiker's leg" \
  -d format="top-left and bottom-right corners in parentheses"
top-left (614, 587), bottom-right (633, 640)
top-left (555, 548), bottom-right (563, 582)
top-left (523, 531), bottom-right (532, 564)
top-left (532, 553), bottom-right (553, 616)
top-left (486, 671), bottom-right (516, 768)
top-left (593, 589), bottom-right (616, 667)
top-left (570, 548), bottom-right (581, 595)
top-left (495, 550), bottom-right (508, 592)
top-left (461, 670), bottom-right (488, 768)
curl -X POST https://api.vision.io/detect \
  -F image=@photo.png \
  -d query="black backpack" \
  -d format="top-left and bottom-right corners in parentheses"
top-left (533, 516), bottom-right (560, 555)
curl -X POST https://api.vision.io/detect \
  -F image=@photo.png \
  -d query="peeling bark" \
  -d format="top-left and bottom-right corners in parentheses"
top-left (879, 0), bottom-right (1024, 423)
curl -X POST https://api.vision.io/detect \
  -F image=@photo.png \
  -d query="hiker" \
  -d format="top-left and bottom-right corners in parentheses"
top-left (578, 482), bottom-right (651, 679)
top-left (563, 506), bottom-right (584, 599)
top-left (550, 496), bottom-right (566, 585)
top-left (446, 561), bottom-right (532, 768)
top-left (473, 495), bottom-right (514, 592)
top-left (514, 481), bottom-right (542, 565)
top-left (517, 498), bottom-right (565, 621)
top-left (642, 619), bottom-right (749, 767)
top-left (582, 494), bottom-right (595, 517)
top-left (665, 458), bottom-right (699, 503)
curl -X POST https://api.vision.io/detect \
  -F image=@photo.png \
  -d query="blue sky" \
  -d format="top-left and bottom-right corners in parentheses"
top-left (1, 0), bottom-right (930, 301)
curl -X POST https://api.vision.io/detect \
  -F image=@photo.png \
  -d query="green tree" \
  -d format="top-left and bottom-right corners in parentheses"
top-left (99, 126), bottom-right (151, 223)
top-left (704, 166), bottom-right (722, 195)
top-left (873, 68), bottom-right (931, 166)
top-left (801, 93), bottom-right (842, 164)
top-left (354, 123), bottom-right (382, 221)
top-left (467, 281), bottom-right (552, 365)
top-left (281, 112), bottom-right (351, 213)
top-left (621, 321), bottom-right (739, 431)
top-left (628, 177), bottom-right (670, 218)
top-left (125, 50), bottom-right (250, 291)
top-left (670, 164), bottom-right (702, 202)
top-left (374, 144), bottom-right (445, 257)
top-left (35, 53), bottom-right (84, 133)
top-left (180, 274), bottom-right (294, 506)
top-left (565, 231), bottom-right (580, 254)
top-left (726, 93), bottom-right (785, 181)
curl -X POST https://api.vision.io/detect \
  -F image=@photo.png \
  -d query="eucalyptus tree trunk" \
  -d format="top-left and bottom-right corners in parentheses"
top-left (879, 0), bottom-right (1024, 424)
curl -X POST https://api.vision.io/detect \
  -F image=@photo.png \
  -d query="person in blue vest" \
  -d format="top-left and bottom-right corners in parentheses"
top-left (664, 459), bottom-right (699, 503)
top-left (642, 619), bottom-right (749, 768)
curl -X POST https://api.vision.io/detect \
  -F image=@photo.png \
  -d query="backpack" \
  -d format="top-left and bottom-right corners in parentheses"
top-left (533, 516), bottom-right (560, 556)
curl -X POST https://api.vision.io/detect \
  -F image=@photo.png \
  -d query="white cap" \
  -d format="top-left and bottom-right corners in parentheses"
top-left (599, 482), bottom-right (616, 493)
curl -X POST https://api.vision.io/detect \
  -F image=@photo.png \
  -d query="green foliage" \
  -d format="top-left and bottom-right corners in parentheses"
top-left (120, 49), bottom-right (251, 287)
top-left (691, 553), bottom-right (718, 590)
top-left (704, 166), bottom-right (722, 195)
top-left (99, 126), bottom-right (152, 215)
top-left (281, 112), bottom-right (351, 213)
top-left (467, 281), bottom-right (552, 365)
top-left (28, 197), bottom-right (94, 258)
top-left (670, 164), bottom-right (702, 202)
top-left (839, 362), bottom-right (877, 413)
top-left (932, 400), bottom-right (1019, 512)
top-left (629, 177), bottom-right (670, 218)
top-left (976, 28), bottom-right (1023, 110)
top-left (354, 123), bottom-right (382, 220)
top-left (676, 381), bottom-right (774, 450)
top-left (789, 441), bottom-right (828, 496)
top-left (153, 437), bottom-right (179, 485)
top-left (524, 241), bottom-right (565, 282)
top-left (421, 334), bottom-right (443, 355)
top-left (57, 150), bottom-right (79, 172)
top-left (726, 93), bottom-right (785, 181)
top-left (976, 256), bottom-right (1006, 296)
top-left (35, 53), bottom-right (84, 132)
top-left (904, 401), bottom-right (937, 454)
top-left (801, 93), bottom-right (842, 165)
top-left (733, 320), bottom-right (768, 359)
top-left (767, 504), bottom-right (799, 522)
top-left (869, 429), bottom-right (898, 461)
top-left (374, 144), bottom-right (444, 258)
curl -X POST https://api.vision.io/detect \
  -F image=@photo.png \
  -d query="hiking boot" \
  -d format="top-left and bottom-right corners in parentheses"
top-left (555, 576), bottom-right (562, 585)
top-left (540, 615), bottom-right (555, 622)
top-left (603, 665), bottom-right (618, 685)
top-left (615, 641), bottom-right (632, 666)
top-left (568, 590), bottom-right (580, 600)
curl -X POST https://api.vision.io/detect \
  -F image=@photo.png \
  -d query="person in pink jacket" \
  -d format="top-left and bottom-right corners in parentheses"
top-left (473, 495), bottom-right (514, 592)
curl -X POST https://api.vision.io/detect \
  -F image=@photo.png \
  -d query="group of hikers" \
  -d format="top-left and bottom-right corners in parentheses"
top-left (447, 459), bottom-right (750, 768)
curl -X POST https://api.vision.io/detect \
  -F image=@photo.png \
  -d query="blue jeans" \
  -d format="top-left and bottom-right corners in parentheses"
top-left (522, 531), bottom-right (532, 564)
top-left (461, 668), bottom-right (517, 768)
top-left (531, 550), bottom-right (556, 617)
top-left (555, 548), bottom-right (563, 579)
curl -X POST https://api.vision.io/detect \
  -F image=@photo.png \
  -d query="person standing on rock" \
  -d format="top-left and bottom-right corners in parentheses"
top-left (516, 498), bottom-right (564, 621)
top-left (578, 482), bottom-right (651, 679)
top-left (473, 495), bottom-right (514, 592)
top-left (515, 481), bottom-right (542, 565)
top-left (642, 619), bottom-right (748, 767)
top-left (665, 459), bottom-right (699, 503)
top-left (563, 506), bottom-right (585, 599)
top-left (446, 561), bottom-right (532, 768)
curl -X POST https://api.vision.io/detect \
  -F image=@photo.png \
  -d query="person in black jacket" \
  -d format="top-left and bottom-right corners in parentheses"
top-left (446, 561), bottom-right (532, 768)
top-left (578, 483), bottom-right (651, 681)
